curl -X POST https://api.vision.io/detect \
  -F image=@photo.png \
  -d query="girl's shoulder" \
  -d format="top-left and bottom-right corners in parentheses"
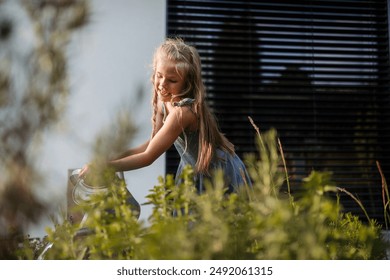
top-left (166, 100), bottom-right (198, 131)
top-left (168, 101), bottom-right (195, 118)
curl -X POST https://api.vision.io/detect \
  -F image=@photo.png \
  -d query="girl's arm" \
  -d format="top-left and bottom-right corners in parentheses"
top-left (79, 102), bottom-right (167, 178)
top-left (112, 98), bottom-right (165, 160)
top-left (78, 140), bottom-right (151, 178)
top-left (110, 140), bottom-right (150, 160)
top-left (108, 106), bottom-right (194, 172)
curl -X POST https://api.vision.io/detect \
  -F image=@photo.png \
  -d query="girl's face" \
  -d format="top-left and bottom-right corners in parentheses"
top-left (154, 56), bottom-right (185, 102)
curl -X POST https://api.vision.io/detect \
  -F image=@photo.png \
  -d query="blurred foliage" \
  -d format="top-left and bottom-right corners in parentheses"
top-left (2, 0), bottom-right (389, 261)
top-left (0, 0), bottom-right (90, 259)
top-left (22, 128), bottom-right (389, 260)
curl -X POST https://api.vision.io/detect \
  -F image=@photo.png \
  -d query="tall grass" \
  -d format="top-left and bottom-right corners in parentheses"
top-left (18, 120), bottom-right (390, 260)
top-left (376, 161), bottom-right (390, 229)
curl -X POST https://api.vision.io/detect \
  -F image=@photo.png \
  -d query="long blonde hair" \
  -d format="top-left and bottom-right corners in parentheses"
top-left (151, 38), bottom-right (234, 174)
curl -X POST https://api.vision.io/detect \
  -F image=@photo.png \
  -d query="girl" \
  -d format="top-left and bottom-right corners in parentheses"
top-left (80, 38), bottom-right (251, 193)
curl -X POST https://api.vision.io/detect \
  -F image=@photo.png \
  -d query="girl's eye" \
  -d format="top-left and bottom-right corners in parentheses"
top-left (155, 73), bottom-right (177, 83)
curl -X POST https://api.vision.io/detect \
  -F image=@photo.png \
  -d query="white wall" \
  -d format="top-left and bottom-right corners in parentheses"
top-left (29, 0), bottom-right (166, 238)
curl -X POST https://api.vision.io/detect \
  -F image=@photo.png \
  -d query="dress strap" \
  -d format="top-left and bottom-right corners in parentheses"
top-left (162, 98), bottom-right (196, 123)
top-left (173, 98), bottom-right (195, 107)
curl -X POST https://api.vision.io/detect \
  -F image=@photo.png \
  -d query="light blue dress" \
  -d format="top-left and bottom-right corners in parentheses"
top-left (163, 99), bottom-right (252, 193)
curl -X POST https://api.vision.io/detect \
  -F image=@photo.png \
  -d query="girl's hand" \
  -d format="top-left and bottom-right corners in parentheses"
top-left (78, 164), bottom-right (90, 179)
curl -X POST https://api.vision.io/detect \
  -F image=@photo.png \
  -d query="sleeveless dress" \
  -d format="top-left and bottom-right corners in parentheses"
top-left (163, 98), bottom-right (252, 193)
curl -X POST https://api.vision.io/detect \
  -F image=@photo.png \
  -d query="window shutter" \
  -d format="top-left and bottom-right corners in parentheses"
top-left (166, 0), bottom-right (390, 223)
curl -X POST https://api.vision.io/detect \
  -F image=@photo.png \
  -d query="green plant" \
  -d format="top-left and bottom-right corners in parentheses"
top-left (23, 126), bottom-right (388, 260)
top-left (376, 161), bottom-right (390, 229)
top-left (0, 0), bottom-right (90, 259)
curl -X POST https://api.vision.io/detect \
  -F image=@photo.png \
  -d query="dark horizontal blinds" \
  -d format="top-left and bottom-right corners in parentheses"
top-left (166, 0), bottom-right (390, 223)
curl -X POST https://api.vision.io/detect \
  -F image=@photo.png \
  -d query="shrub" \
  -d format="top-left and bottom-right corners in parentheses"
top-left (23, 127), bottom-right (388, 260)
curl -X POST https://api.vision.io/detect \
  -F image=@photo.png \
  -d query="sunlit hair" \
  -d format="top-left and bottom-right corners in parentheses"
top-left (150, 37), bottom-right (235, 175)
